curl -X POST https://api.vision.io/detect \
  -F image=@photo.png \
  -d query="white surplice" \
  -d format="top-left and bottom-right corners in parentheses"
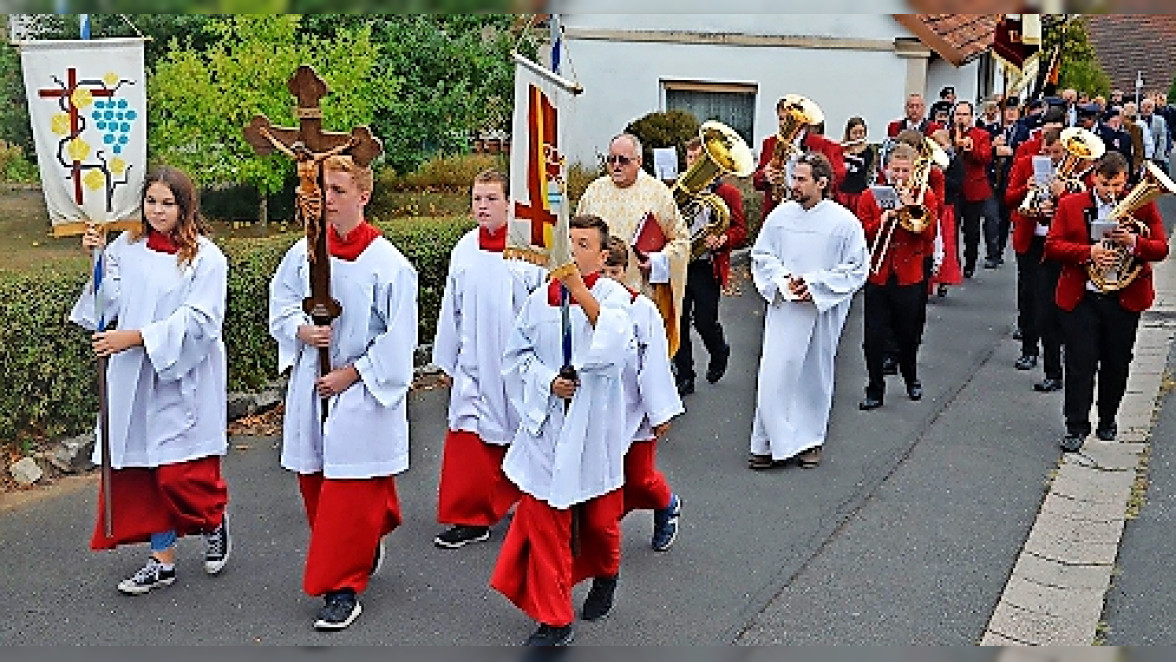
top-left (70, 232), bottom-right (228, 469)
top-left (269, 237), bottom-right (418, 479)
top-left (432, 229), bottom-right (546, 444)
top-left (621, 292), bottom-right (684, 445)
top-left (501, 277), bottom-right (634, 509)
top-left (749, 199), bottom-right (868, 460)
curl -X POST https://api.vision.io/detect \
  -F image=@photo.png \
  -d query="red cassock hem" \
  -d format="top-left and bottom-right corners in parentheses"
top-left (436, 430), bottom-right (520, 526)
top-left (490, 491), bottom-right (623, 627)
top-left (90, 455), bottom-right (228, 551)
top-left (298, 473), bottom-right (402, 596)
top-left (622, 438), bottom-right (672, 515)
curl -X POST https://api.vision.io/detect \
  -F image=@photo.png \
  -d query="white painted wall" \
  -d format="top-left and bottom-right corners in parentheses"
top-left (557, 14), bottom-right (986, 168)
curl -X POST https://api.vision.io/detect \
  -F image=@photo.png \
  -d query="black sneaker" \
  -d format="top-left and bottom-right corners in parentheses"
top-left (524, 623), bottom-right (574, 647)
top-left (651, 494), bottom-right (681, 552)
top-left (433, 525), bottom-right (490, 549)
top-left (370, 537), bottom-right (385, 576)
top-left (1096, 422), bottom-right (1118, 441)
top-left (203, 514), bottom-right (230, 575)
top-left (581, 576), bottom-right (617, 621)
top-left (1061, 432), bottom-right (1085, 453)
top-left (1014, 354), bottom-right (1038, 370)
top-left (117, 557), bottom-right (176, 595)
top-left (314, 590), bottom-right (362, 631)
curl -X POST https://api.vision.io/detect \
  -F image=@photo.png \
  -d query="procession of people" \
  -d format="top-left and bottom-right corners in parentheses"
top-left (69, 81), bottom-right (1173, 646)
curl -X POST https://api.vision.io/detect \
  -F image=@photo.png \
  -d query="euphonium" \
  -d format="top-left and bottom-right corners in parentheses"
top-left (1088, 161), bottom-right (1176, 292)
top-left (768, 94), bottom-right (824, 205)
top-left (1019, 127), bottom-right (1105, 216)
top-left (671, 121), bottom-right (755, 261)
top-left (895, 137), bottom-right (947, 233)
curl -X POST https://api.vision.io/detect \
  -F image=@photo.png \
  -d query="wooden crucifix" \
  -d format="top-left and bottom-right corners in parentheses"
top-left (243, 65), bottom-right (382, 422)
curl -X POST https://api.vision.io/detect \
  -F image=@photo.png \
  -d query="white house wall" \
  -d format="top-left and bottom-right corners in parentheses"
top-left (557, 14), bottom-right (994, 168)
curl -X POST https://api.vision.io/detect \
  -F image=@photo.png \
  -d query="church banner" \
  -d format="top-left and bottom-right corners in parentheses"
top-left (506, 52), bottom-right (581, 278)
top-left (21, 38), bottom-right (146, 237)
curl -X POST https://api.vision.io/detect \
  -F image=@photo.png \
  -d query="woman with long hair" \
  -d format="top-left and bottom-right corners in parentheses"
top-left (837, 116), bottom-right (876, 214)
top-left (72, 165), bottom-right (231, 595)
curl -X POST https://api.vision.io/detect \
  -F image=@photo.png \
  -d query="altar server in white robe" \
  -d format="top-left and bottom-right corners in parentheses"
top-left (72, 166), bottom-right (232, 595)
top-left (432, 169), bottom-right (544, 549)
top-left (748, 152), bottom-right (868, 471)
top-left (490, 215), bottom-right (634, 648)
top-left (603, 237), bottom-right (684, 553)
top-left (269, 155), bottom-right (417, 632)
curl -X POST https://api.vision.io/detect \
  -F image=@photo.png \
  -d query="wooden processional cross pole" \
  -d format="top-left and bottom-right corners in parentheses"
top-left (243, 65), bottom-right (382, 422)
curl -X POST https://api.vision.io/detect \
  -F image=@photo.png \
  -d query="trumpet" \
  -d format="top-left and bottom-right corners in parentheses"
top-left (1088, 161), bottom-right (1176, 292)
top-left (768, 94), bottom-right (823, 205)
top-left (1019, 127), bottom-right (1105, 217)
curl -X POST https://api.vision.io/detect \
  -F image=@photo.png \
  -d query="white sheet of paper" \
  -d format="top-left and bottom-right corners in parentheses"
top-left (1090, 220), bottom-right (1118, 241)
top-left (652, 147), bottom-right (678, 180)
top-left (1032, 155), bottom-right (1055, 186)
top-left (869, 185), bottom-right (900, 211)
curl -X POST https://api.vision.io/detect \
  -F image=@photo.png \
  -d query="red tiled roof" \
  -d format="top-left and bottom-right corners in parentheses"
top-left (1085, 15), bottom-right (1176, 97)
top-left (894, 14), bottom-right (1001, 67)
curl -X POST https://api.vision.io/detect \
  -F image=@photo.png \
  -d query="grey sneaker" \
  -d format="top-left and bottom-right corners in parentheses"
top-left (117, 557), bottom-right (176, 595)
top-left (203, 514), bottom-right (231, 575)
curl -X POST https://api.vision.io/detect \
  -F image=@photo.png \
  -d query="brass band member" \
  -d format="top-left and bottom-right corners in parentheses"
top-left (1006, 128), bottom-right (1068, 391)
top-left (753, 96), bottom-right (846, 219)
top-left (1045, 152), bottom-right (1169, 452)
top-left (857, 144), bottom-right (939, 410)
top-left (674, 136), bottom-right (747, 396)
top-left (950, 101), bottom-right (998, 275)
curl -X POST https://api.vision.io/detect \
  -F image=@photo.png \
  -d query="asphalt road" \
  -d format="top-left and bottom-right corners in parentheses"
top-left (2, 198), bottom-right (1174, 645)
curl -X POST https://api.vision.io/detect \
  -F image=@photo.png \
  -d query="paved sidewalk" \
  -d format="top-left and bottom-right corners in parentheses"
top-left (981, 249), bottom-right (1176, 645)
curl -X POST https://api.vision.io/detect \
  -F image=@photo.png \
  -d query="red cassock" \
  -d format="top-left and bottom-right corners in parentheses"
top-left (753, 132), bottom-right (847, 217)
top-left (1044, 192), bottom-right (1169, 312)
top-left (710, 181), bottom-right (748, 288)
top-left (886, 118), bottom-right (943, 138)
top-left (91, 456), bottom-right (228, 550)
top-left (436, 430), bottom-right (521, 527)
top-left (490, 491), bottom-right (624, 627)
top-left (857, 188), bottom-right (939, 287)
top-left (298, 473), bottom-right (402, 596)
top-left (955, 126), bottom-right (994, 202)
top-left (621, 438), bottom-right (672, 515)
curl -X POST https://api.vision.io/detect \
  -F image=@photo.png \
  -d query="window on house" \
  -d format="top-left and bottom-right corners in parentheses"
top-left (664, 81), bottom-right (757, 147)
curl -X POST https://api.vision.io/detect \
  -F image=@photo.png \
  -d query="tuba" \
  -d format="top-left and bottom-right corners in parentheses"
top-left (672, 121), bottom-right (755, 261)
top-left (1019, 127), bottom-right (1105, 216)
top-left (1087, 161), bottom-right (1176, 292)
top-left (768, 94), bottom-right (824, 205)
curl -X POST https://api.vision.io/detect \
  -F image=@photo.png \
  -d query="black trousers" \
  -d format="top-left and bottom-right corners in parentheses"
top-left (1015, 241), bottom-right (1042, 357)
top-left (1035, 258), bottom-right (1064, 381)
top-left (958, 196), bottom-right (1001, 269)
top-left (673, 258), bottom-right (726, 381)
top-left (1059, 293), bottom-right (1141, 436)
top-left (864, 278), bottom-right (925, 398)
top-left (996, 193), bottom-right (1011, 256)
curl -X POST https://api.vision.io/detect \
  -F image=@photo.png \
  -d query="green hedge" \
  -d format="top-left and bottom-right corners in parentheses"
top-left (0, 215), bottom-right (473, 447)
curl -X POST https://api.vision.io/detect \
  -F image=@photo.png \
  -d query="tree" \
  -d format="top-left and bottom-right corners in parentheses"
top-left (149, 15), bottom-right (394, 223)
top-left (1043, 16), bottom-right (1112, 98)
top-left (625, 109), bottom-right (700, 177)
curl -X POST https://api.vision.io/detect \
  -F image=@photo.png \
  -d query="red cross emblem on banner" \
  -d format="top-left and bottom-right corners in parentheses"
top-left (513, 84), bottom-right (559, 247)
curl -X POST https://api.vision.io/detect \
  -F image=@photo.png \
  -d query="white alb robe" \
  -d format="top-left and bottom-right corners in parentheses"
top-left (269, 237), bottom-right (418, 479)
top-left (501, 277), bottom-right (634, 509)
top-left (749, 199), bottom-right (868, 460)
top-left (432, 229), bottom-right (545, 444)
top-left (620, 293), bottom-right (684, 445)
top-left (70, 232), bottom-right (228, 469)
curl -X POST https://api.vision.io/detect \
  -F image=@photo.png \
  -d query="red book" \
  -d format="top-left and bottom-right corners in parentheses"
top-left (630, 211), bottom-right (667, 257)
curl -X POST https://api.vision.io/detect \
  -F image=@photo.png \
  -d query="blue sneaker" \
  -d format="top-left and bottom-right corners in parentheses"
top-left (651, 494), bottom-right (681, 552)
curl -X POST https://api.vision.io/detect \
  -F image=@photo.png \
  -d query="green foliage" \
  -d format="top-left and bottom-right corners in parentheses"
top-left (299, 15), bottom-right (533, 174)
top-left (377, 152), bottom-right (508, 192)
top-left (624, 110), bottom-right (701, 177)
top-left (0, 41), bottom-right (32, 155)
top-left (1168, 76), bottom-right (1176, 103)
top-left (1046, 17), bottom-right (1112, 97)
top-left (149, 15), bottom-right (395, 198)
top-left (0, 141), bottom-right (39, 183)
top-left (0, 215), bottom-right (472, 448)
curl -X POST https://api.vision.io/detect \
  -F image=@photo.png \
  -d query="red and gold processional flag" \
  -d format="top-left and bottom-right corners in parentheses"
top-left (992, 14), bottom-right (1042, 97)
top-left (505, 51), bottom-right (582, 281)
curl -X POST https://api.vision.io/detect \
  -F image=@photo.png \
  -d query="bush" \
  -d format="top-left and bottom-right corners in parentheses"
top-left (625, 109), bottom-right (700, 177)
top-left (0, 141), bottom-right (40, 184)
top-left (376, 152), bottom-right (508, 192)
top-left (0, 215), bottom-right (474, 448)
